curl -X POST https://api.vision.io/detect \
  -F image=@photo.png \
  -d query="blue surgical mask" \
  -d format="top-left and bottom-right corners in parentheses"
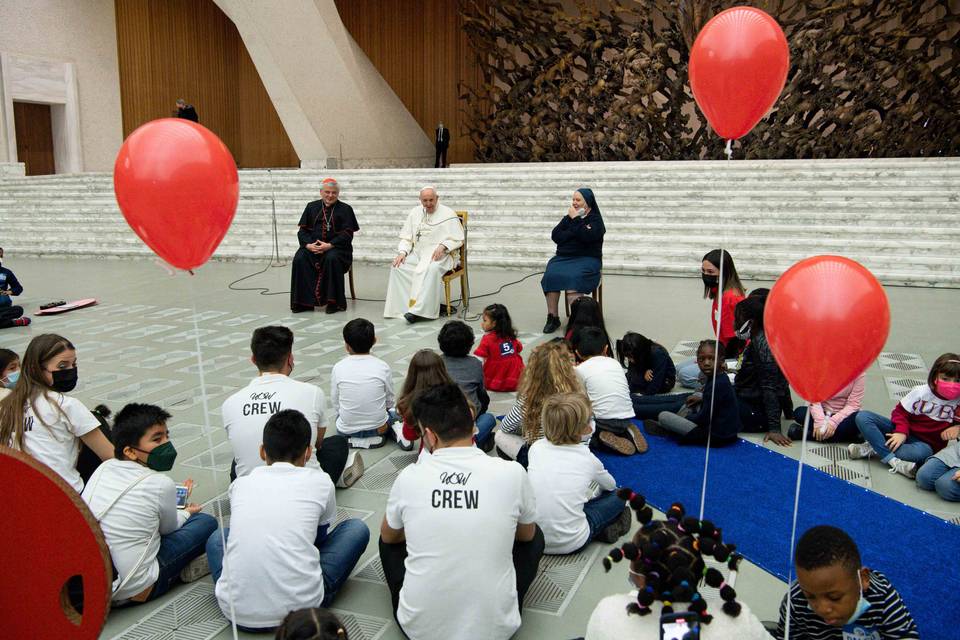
top-left (845, 573), bottom-right (871, 626)
top-left (3, 370), bottom-right (18, 388)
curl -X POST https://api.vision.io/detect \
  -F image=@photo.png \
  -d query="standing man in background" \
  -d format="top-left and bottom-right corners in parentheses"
top-left (176, 98), bottom-right (199, 122)
top-left (435, 121), bottom-right (450, 168)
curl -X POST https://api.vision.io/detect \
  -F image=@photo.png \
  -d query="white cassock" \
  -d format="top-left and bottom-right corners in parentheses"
top-left (384, 203), bottom-right (464, 319)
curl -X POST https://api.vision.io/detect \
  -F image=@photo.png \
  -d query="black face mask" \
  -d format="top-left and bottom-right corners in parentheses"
top-left (701, 273), bottom-right (719, 288)
top-left (51, 368), bottom-right (78, 393)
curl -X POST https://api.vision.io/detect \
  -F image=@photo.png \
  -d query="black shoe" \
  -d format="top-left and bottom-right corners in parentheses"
top-left (291, 304), bottom-right (313, 314)
top-left (325, 304), bottom-right (340, 314)
top-left (404, 313), bottom-right (429, 324)
top-left (787, 422), bottom-right (805, 440)
top-left (543, 314), bottom-right (561, 333)
top-left (439, 304), bottom-right (458, 317)
top-left (643, 419), bottom-right (670, 437)
top-left (596, 507), bottom-right (632, 543)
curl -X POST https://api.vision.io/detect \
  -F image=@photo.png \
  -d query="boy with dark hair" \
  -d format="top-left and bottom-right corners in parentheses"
top-left (222, 326), bottom-right (361, 488)
top-left (775, 525), bottom-right (918, 639)
top-left (573, 327), bottom-right (648, 456)
top-left (437, 320), bottom-right (496, 449)
top-left (331, 318), bottom-right (396, 449)
top-left (207, 409), bottom-right (369, 631)
top-left (0, 247), bottom-right (30, 328)
top-left (81, 403), bottom-right (216, 604)
top-left (379, 383), bottom-right (544, 640)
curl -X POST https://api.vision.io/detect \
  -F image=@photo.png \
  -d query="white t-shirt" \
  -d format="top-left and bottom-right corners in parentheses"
top-left (385, 446), bottom-right (537, 640)
top-left (576, 356), bottom-right (636, 420)
top-left (527, 440), bottom-right (616, 554)
top-left (586, 594), bottom-right (772, 640)
top-left (216, 463), bottom-right (338, 628)
top-left (221, 374), bottom-right (325, 477)
top-left (23, 393), bottom-right (101, 492)
top-left (330, 354), bottom-right (395, 434)
top-left (81, 459), bottom-right (190, 602)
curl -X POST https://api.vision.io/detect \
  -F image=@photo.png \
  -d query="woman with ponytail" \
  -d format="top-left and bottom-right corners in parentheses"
top-left (585, 489), bottom-right (771, 639)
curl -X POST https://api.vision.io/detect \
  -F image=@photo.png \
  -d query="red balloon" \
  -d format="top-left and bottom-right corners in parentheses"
top-left (764, 256), bottom-right (890, 403)
top-left (114, 118), bottom-right (238, 270)
top-left (689, 6), bottom-right (789, 140)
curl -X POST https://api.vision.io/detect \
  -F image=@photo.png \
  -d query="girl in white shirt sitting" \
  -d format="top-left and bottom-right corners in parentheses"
top-left (0, 333), bottom-right (113, 492)
top-left (586, 492), bottom-right (771, 640)
top-left (527, 392), bottom-right (630, 554)
top-left (82, 403), bottom-right (217, 604)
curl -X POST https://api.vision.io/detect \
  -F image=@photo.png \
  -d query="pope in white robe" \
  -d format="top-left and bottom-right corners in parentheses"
top-left (384, 187), bottom-right (464, 321)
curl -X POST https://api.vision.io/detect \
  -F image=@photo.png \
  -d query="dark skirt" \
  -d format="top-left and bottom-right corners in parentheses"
top-left (290, 247), bottom-right (352, 310)
top-left (540, 255), bottom-right (602, 293)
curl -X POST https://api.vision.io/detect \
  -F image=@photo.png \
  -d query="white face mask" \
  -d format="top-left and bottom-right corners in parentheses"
top-left (844, 572), bottom-right (871, 627)
top-left (734, 319), bottom-right (752, 340)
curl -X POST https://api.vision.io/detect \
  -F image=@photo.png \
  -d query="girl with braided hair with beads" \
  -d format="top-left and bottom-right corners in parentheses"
top-left (584, 489), bottom-right (771, 640)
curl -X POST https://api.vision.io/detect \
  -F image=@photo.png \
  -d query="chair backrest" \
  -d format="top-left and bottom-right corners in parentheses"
top-left (454, 210), bottom-right (468, 270)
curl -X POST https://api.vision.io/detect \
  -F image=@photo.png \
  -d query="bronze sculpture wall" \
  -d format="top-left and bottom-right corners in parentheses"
top-left (459, 0), bottom-right (959, 161)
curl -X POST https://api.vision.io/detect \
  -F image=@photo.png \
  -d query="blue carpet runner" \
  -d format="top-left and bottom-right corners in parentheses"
top-left (598, 422), bottom-right (960, 640)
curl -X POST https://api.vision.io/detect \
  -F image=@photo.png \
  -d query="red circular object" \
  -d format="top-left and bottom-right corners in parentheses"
top-left (764, 256), bottom-right (890, 403)
top-left (0, 446), bottom-right (112, 638)
top-left (689, 6), bottom-right (790, 140)
top-left (114, 118), bottom-right (239, 270)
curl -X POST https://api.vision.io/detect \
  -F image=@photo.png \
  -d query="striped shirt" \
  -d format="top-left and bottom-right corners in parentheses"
top-left (775, 571), bottom-right (918, 639)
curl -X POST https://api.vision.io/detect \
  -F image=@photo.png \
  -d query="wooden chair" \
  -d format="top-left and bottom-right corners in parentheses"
top-left (565, 277), bottom-right (604, 317)
top-left (443, 211), bottom-right (469, 317)
top-left (346, 264), bottom-right (356, 300)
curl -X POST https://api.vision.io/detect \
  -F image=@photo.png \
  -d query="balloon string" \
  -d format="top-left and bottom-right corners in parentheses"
top-left (724, 139), bottom-right (733, 159)
top-left (187, 276), bottom-right (238, 640)
top-left (783, 404), bottom-right (812, 640)
top-left (699, 246), bottom-right (723, 520)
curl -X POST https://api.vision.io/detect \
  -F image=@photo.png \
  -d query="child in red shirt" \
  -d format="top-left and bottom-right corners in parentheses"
top-left (474, 304), bottom-right (524, 392)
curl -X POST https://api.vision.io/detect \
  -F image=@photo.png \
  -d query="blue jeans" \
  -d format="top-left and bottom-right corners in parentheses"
top-left (345, 410), bottom-right (398, 439)
top-left (917, 458), bottom-right (960, 501)
top-left (793, 407), bottom-right (861, 442)
top-left (476, 413), bottom-right (496, 446)
top-left (583, 491), bottom-right (626, 542)
top-left (676, 359), bottom-right (702, 390)
top-left (148, 512), bottom-right (218, 601)
top-left (207, 518), bottom-right (370, 609)
top-left (855, 411), bottom-right (933, 464)
top-left (632, 392), bottom-right (692, 420)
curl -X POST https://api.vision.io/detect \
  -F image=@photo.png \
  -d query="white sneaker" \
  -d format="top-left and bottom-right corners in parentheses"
top-left (348, 435), bottom-right (385, 449)
top-left (391, 421), bottom-right (414, 451)
top-left (847, 442), bottom-right (875, 459)
top-left (887, 458), bottom-right (917, 478)
top-left (179, 553), bottom-right (210, 583)
top-left (337, 451), bottom-right (364, 488)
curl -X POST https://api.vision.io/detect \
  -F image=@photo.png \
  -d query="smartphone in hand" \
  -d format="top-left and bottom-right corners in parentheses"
top-left (660, 611), bottom-right (700, 640)
top-left (175, 485), bottom-right (189, 509)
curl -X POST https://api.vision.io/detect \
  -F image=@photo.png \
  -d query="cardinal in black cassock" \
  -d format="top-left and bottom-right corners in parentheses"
top-left (290, 178), bottom-right (359, 314)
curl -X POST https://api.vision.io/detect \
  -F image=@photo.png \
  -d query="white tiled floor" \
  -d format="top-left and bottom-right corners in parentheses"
top-left (5, 257), bottom-right (958, 639)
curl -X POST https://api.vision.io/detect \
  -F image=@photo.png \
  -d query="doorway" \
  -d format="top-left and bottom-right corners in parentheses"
top-left (13, 101), bottom-right (55, 176)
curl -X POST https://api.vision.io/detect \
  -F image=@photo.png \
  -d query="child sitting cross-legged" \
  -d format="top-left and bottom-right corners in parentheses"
top-left (645, 340), bottom-right (740, 447)
top-left (573, 327), bottom-right (648, 455)
top-left (528, 392), bottom-right (630, 554)
top-left (775, 525), bottom-right (918, 639)
top-left (851, 353), bottom-right (960, 478)
top-left (438, 320), bottom-right (496, 449)
top-left (331, 318), bottom-right (396, 450)
top-left (207, 409), bottom-right (369, 632)
top-left (81, 403), bottom-right (217, 605)
top-left (474, 303), bottom-right (524, 392)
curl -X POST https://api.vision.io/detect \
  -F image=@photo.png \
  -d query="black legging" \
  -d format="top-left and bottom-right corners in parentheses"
top-left (379, 525), bottom-right (545, 634)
